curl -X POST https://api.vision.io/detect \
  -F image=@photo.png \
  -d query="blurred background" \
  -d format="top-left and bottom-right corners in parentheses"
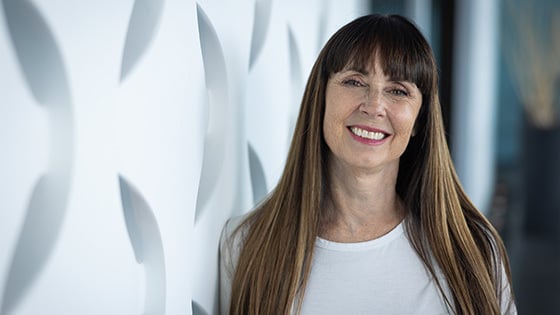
top-left (0, 0), bottom-right (558, 314)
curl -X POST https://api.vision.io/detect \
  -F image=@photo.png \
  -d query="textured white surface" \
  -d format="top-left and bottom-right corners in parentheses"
top-left (0, 1), bottom-right (368, 314)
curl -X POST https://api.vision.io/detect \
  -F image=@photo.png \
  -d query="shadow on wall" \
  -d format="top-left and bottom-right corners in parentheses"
top-left (119, 175), bottom-right (166, 315)
top-left (1, 0), bottom-right (73, 313)
top-left (194, 3), bottom-right (229, 223)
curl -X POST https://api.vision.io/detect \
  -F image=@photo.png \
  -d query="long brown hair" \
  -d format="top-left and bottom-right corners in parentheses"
top-left (229, 14), bottom-right (514, 315)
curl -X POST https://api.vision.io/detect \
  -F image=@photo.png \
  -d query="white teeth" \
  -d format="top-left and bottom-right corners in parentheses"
top-left (372, 132), bottom-right (384, 140)
top-left (350, 127), bottom-right (386, 140)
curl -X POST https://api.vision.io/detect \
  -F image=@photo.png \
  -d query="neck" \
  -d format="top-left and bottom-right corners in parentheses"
top-left (320, 159), bottom-right (404, 242)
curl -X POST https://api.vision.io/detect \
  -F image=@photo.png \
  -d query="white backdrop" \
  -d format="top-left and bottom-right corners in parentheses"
top-left (0, 1), bottom-right (368, 314)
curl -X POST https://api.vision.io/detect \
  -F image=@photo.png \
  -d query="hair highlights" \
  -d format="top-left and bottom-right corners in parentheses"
top-left (228, 14), bottom-right (514, 315)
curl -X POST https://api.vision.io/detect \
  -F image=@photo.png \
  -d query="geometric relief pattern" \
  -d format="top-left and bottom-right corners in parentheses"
top-left (1, 0), bottom-right (73, 313)
top-left (119, 175), bottom-right (165, 315)
top-left (0, 1), bottom-right (367, 314)
top-left (194, 3), bottom-right (229, 223)
top-left (248, 143), bottom-right (268, 205)
top-left (118, 1), bottom-right (166, 310)
top-left (120, 0), bottom-right (165, 82)
top-left (248, 0), bottom-right (272, 70)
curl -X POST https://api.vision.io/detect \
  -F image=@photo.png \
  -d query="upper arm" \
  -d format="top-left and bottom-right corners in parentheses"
top-left (499, 262), bottom-right (517, 315)
top-left (219, 215), bottom-right (247, 315)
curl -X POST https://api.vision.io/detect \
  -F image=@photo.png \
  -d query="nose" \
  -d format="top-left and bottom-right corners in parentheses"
top-left (360, 89), bottom-right (386, 117)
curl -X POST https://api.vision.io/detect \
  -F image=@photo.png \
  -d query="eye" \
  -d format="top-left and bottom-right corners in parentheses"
top-left (341, 79), bottom-right (365, 87)
top-left (389, 88), bottom-right (409, 96)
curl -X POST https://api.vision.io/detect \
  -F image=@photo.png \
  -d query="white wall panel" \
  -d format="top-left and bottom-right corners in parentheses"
top-left (0, 8), bottom-right (50, 309)
top-left (0, 1), bottom-right (369, 314)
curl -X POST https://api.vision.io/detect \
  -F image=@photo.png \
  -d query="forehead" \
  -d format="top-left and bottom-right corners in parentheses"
top-left (336, 58), bottom-right (418, 85)
top-left (336, 54), bottom-right (411, 82)
top-left (339, 58), bottom-right (383, 76)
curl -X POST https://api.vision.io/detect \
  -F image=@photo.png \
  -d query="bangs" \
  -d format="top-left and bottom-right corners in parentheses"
top-left (322, 15), bottom-right (434, 95)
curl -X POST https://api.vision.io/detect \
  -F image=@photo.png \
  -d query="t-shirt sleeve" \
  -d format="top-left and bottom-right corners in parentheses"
top-left (499, 262), bottom-right (517, 315)
top-left (219, 215), bottom-right (246, 315)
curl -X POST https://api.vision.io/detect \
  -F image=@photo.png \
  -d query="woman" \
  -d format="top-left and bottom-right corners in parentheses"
top-left (220, 14), bottom-right (516, 315)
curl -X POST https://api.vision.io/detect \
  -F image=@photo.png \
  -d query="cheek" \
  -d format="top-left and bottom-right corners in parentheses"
top-left (322, 110), bottom-right (339, 145)
top-left (398, 104), bottom-right (421, 133)
top-left (394, 112), bottom-right (417, 135)
top-left (393, 113), bottom-right (418, 155)
top-left (323, 104), bottom-right (348, 152)
top-left (324, 102), bottom-right (343, 130)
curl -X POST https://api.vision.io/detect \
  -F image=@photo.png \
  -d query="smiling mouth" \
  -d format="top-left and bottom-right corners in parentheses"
top-left (349, 126), bottom-right (388, 140)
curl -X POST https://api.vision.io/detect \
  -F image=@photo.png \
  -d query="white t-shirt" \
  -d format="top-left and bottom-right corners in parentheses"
top-left (219, 215), bottom-right (516, 315)
top-left (299, 221), bottom-right (450, 314)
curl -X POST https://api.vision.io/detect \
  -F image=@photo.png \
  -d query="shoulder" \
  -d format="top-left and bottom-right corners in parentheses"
top-left (220, 212), bottom-right (252, 249)
top-left (219, 212), bottom-right (252, 277)
top-left (219, 212), bottom-right (253, 315)
top-left (221, 213), bottom-right (249, 243)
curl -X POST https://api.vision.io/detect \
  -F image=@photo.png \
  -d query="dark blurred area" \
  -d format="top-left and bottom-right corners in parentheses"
top-left (370, 0), bottom-right (560, 313)
top-left (495, 0), bottom-right (560, 313)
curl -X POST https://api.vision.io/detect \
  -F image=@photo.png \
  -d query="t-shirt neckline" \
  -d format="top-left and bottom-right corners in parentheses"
top-left (315, 221), bottom-right (404, 251)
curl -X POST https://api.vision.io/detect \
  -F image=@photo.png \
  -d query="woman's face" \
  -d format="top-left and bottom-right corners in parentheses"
top-left (323, 60), bottom-right (422, 173)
